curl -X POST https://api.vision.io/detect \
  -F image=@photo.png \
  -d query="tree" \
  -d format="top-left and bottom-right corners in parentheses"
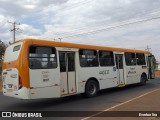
top-left (0, 40), bottom-right (7, 74)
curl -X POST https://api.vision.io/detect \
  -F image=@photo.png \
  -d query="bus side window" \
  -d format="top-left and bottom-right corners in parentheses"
top-left (29, 46), bottom-right (57, 69)
top-left (79, 49), bottom-right (99, 67)
top-left (30, 58), bottom-right (42, 69)
top-left (136, 53), bottom-right (146, 65)
top-left (125, 52), bottom-right (136, 66)
top-left (99, 51), bottom-right (115, 66)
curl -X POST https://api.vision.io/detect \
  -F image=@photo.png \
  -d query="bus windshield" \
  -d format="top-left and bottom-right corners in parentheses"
top-left (4, 42), bottom-right (22, 63)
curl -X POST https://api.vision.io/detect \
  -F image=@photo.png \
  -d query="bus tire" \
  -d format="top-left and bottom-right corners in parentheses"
top-left (139, 74), bottom-right (147, 85)
top-left (84, 80), bottom-right (99, 98)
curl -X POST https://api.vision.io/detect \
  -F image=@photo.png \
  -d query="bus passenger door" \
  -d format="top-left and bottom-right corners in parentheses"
top-left (115, 54), bottom-right (125, 86)
top-left (59, 52), bottom-right (76, 95)
top-left (148, 55), bottom-right (155, 79)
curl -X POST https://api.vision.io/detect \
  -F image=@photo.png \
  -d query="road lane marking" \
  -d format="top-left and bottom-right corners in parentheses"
top-left (81, 88), bottom-right (160, 120)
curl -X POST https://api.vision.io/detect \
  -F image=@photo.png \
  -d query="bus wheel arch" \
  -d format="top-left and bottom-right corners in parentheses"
top-left (139, 73), bottom-right (148, 85)
top-left (84, 78), bottom-right (100, 98)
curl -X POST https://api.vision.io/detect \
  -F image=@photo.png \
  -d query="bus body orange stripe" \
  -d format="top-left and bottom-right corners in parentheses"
top-left (3, 38), bottom-right (151, 89)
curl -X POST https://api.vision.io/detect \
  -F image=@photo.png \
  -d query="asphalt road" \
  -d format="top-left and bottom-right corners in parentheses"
top-left (0, 78), bottom-right (160, 120)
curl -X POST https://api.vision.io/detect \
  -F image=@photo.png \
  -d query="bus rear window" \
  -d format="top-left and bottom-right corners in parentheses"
top-left (29, 46), bottom-right (57, 69)
top-left (13, 45), bottom-right (21, 52)
top-left (4, 42), bottom-right (22, 62)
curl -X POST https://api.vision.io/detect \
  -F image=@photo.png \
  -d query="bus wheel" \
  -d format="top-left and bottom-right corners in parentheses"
top-left (139, 74), bottom-right (147, 85)
top-left (85, 80), bottom-right (98, 98)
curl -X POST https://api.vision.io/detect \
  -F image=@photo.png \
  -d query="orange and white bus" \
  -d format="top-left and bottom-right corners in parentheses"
top-left (2, 38), bottom-right (155, 99)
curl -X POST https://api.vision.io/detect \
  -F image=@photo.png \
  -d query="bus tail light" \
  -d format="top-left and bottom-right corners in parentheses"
top-left (19, 76), bottom-right (23, 89)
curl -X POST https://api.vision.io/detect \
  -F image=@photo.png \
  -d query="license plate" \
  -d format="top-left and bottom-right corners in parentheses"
top-left (7, 89), bottom-right (13, 92)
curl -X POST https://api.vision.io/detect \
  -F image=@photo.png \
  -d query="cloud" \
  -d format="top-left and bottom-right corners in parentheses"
top-left (20, 24), bottom-right (41, 35)
top-left (0, 0), bottom-right (68, 18)
top-left (0, 0), bottom-right (160, 62)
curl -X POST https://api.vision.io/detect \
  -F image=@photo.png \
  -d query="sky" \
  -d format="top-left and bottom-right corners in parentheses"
top-left (0, 0), bottom-right (160, 62)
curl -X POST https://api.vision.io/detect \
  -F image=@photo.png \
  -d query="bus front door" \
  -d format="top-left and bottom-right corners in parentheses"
top-left (115, 54), bottom-right (125, 86)
top-left (148, 55), bottom-right (155, 79)
top-left (59, 52), bottom-right (76, 95)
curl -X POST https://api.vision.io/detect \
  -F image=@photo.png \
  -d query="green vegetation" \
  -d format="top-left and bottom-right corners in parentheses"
top-left (0, 40), bottom-right (7, 74)
top-left (0, 40), bottom-right (7, 90)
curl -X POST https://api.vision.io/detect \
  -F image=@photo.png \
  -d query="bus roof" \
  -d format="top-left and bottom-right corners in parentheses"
top-left (18, 38), bottom-right (150, 54)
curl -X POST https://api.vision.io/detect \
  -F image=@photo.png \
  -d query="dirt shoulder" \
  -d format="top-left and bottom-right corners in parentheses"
top-left (0, 75), bottom-right (2, 91)
top-left (155, 70), bottom-right (160, 78)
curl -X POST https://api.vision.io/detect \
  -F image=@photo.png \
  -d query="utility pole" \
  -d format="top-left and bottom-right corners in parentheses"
top-left (146, 45), bottom-right (151, 51)
top-left (8, 21), bottom-right (20, 43)
top-left (58, 38), bottom-right (62, 42)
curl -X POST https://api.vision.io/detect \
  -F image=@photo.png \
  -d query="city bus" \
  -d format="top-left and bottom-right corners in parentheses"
top-left (2, 38), bottom-right (155, 99)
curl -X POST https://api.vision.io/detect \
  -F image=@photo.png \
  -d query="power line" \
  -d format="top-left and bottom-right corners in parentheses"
top-left (55, 7), bottom-right (160, 30)
top-left (55, 0), bottom-right (93, 17)
top-left (62, 16), bottom-right (160, 39)
top-left (33, 0), bottom-right (93, 19)
top-left (54, 0), bottom-right (92, 12)
top-left (18, 1), bottom-right (160, 35)
top-left (53, 9), bottom-right (160, 37)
